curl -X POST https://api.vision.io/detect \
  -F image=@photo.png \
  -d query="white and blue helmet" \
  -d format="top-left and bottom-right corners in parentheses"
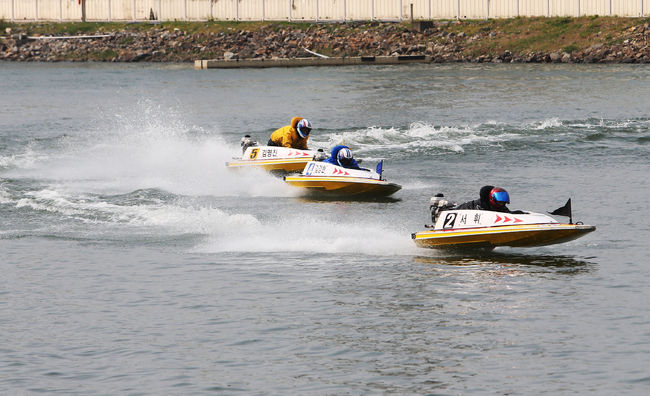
top-left (337, 147), bottom-right (353, 167)
top-left (296, 119), bottom-right (312, 138)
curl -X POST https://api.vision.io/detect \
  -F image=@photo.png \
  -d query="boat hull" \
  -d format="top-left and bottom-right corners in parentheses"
top-left (412, 223), bottom-right (596, 249)
top-left (284, 176), bottom-right (401, 197)
top-left (226, 158), bottom-right (312, 173)
top-left (226, 146), bottom-right (316, 173)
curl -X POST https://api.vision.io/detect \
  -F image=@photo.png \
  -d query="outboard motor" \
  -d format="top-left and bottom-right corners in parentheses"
top-left (313, 148), bottom-right (327, 161)
top-left (240, 135), bottom-right (258, 153)
top-left (428, 193), bottom-right (453, 226)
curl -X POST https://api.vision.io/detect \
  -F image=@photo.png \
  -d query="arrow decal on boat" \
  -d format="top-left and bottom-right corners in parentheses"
top-left (494, 215), bottom-right (523, 224)
top-left (288, 150), bottom-right (310, 157)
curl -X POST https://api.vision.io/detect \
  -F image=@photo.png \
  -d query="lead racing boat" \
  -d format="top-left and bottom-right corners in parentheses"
top-left (283, 160), bottom-right (401, 197)
top-left (411, 195), bottom-right (595, 250)
top-left (225, 135), bottom-right (326, 174)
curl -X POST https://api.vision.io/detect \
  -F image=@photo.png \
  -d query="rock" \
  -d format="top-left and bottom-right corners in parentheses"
top-left (133, 51), bottom-right (150, 61)
top-left (0, 21), bottom-right (647, 64)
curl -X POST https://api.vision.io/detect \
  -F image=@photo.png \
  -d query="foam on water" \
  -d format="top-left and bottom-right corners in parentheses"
top-left (531, 117), bottom-right (564, 130)
top-left (2, 99), bottom-right (294, 198)
top-left (527, 117), bottom-right (650, 134)
top-left (0, 144), bottom-right (50, 170)
top-left (5, 184), bottom-right (260, 233)
top-left (3, 182), bottom-right (420, 255)
top-left (316, 122), bottom-right (530, 157)
top-left (194, 213), bottom-right (420, 256)
top-left (0, 182), bottom-right (12, 204)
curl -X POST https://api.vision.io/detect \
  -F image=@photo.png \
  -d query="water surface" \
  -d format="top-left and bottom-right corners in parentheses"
top-left (1, 62), bottom-right (649, 394)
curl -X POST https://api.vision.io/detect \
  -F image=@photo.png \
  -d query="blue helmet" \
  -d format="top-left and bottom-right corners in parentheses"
top-left (296, 119), bottom-right (312, 138)
top-left (337, 147), bottom-right (353, 167)
top-left (489, 187), bottom-right (510, 208)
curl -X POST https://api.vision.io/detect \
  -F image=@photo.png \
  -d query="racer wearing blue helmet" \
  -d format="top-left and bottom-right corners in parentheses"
top-left (322, 145), bottom-right (361, 169)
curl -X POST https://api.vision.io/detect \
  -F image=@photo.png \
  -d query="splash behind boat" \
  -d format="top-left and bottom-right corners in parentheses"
top-left (284, 160), bottom-right (401, 197)
top-left (411, 196), bottom-right (595, 250)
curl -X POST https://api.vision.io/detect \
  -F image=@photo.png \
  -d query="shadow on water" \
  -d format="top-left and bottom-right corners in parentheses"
top-left (414, 251), bottom-right (596, 275)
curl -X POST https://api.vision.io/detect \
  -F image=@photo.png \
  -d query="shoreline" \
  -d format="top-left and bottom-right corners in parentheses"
top-left (2, 18), bottom-right (649, 64)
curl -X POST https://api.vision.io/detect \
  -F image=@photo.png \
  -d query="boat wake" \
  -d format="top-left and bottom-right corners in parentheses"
top-left (309, 117), bottom-right (650, 159)
top-left (193, 214), bottom-right (419, 256)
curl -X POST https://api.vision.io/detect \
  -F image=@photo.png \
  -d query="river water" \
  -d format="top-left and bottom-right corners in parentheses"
top-left (1, 62), bottom-right (649, 395)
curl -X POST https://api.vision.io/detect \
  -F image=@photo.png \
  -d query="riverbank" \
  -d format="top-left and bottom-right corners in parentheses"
top-left (1, 17), bottom-right (649, 63)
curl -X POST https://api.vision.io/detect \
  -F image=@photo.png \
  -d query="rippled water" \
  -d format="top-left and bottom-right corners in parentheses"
top-left (1, 62), bottom-right (649, 394)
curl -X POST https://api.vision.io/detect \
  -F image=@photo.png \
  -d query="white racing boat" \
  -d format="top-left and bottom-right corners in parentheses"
top-left (411, 195), bottom-right (595, 250)
top-left (225, 135), bottom-right (325, 174)
top-left (284, 160), bottom-right (401, 197)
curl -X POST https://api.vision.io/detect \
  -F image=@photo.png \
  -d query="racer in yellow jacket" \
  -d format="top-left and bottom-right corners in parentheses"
top-left (267, 117), bottom-right (312, 150)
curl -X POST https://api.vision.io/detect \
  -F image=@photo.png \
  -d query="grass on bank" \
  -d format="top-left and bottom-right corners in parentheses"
top-left (457, 16), bottom-right (650, 56)
top-left (0, 19), bottom-right (316, 35)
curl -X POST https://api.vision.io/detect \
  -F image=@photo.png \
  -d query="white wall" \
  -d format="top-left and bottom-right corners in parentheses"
top-left (1, 0), bottom-right (647, 22)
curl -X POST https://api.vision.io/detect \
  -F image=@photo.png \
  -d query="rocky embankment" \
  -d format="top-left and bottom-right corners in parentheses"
top-left (2, 20), bottom-right (650, 63)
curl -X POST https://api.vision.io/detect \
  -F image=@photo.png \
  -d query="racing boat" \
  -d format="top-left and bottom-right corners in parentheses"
top-left (225, 135), bottom-right (325, 174)
top-left (411, 196), bottom-right (595, 250)
top-left (283, 160), bottom-right (401, 197)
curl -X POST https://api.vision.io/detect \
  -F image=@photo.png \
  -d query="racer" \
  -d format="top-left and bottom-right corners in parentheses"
top-left (322, 145), bottom-right (362, 170)
top-left (267, 117), bottom-right (312, 150)
top-left (454, 186), bottom-right (524, 213)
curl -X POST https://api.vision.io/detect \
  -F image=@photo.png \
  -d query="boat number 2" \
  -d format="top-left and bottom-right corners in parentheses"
top-left (249, 148), bottom-right (259, 159)
top-left (443, 213), bottom-right (457, 229)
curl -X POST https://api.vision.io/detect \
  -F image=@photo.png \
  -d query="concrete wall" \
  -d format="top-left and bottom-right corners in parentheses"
top-left (1, 0), bottom-right (648, 22)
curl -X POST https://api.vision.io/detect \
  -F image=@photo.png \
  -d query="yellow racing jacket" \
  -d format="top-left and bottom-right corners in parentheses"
top-left (268, 117), bottom-right (309, 149)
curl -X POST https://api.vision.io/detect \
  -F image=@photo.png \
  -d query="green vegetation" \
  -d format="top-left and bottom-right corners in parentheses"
top-left (2, 16), bottom-right (648, 40)
top-left (451, 16), bottom-right (650, 56)
top-left (88, 49), bottom-right (118, 60)
top-left (563, 44), bottom-right (580, 53)
top-left (119, 36), bottom-right (134, 45)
